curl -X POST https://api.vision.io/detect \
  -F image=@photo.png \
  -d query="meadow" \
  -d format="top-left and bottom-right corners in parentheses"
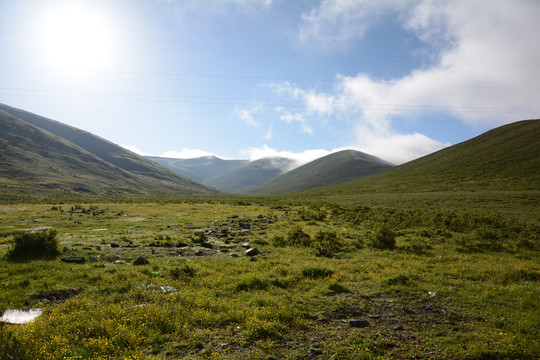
top-left (0, 199), bottom-right (538, 359)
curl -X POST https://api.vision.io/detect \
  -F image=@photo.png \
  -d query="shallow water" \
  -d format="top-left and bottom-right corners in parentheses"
top-left (0, 309), bottom-right (43, 324)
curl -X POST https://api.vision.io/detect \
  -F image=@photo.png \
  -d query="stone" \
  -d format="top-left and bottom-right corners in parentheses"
top-left (309, 347), bottom-right (323, 355)
top-left (133, 256), bottom-right (149, 265)
top-left (89, 256), bottom-right (98, 262)
top-left (349, 319), bottom-right (370, 328)
top-left (246, 247), bottom-right (258, 257)
top-left (95, 245), bottom-right (101, 251)
top-left (242, 242), bottom-right (250, 249)
top-left (110, 241), bottom-right (120, 248)
top-left (61, 256), bottom-right (86, 264)
top-left (230, 253), bottom-right (239, 258)
top-left (250, 255), bottom-right (257, 261)
top-left (368, 314), bottom-right (381, 319)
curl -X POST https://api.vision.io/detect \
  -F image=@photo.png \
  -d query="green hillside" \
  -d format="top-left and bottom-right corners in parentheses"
top-left (205, 157), bottom-right (298, 192)
top-left (0, 104), bottom-right (193, 184)
top-left (243, 150), bottom-right (394, 195)
top-left (0, 108), bottom-right (219, 199)
top-left (308, 119), bottom-right (540, 195)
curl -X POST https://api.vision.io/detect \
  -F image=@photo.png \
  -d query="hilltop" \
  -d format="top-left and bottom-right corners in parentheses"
top-left (244, 150), bottom-right (393, 195)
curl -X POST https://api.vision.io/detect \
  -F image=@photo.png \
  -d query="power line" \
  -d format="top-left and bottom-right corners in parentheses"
top-left (1, 87), bottom-right (539, 113)
top-left (2, 66), bottom-right (540, 90)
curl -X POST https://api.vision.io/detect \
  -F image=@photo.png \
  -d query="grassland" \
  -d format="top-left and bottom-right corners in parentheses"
top-left (0, 198), bottom-right (538, 359)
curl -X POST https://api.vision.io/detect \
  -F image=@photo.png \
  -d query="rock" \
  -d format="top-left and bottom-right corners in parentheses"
top-left (349, 319), bottom-right (370, 328)
top-left (61, 256), bottom-right (86, 264)
top-left (95, 245), bottom-right (101, 251)
top-left (242, 242), bottom-right (250, 249)
top-left (309, 347), bottom-right (323, 355)
top-left (368, 314), bottom-right (381, 319)
top-left (133, 256), bottom-right (149, 265)
top-left (250, 255), bottom-right (257, 261)
top-left (110, 241), bottom-right (119, 248)
top-left (89, 256), bottom-right (98, 262)
top-left (246, 247), bottom-right (258, 257)
top-left (393, 324), bottom-right (404, 330)
top-left (230, 253), bottom-right (239, 258)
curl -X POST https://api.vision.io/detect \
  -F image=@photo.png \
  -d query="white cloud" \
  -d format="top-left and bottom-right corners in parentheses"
top-left (300, 0), bottom-right (408, 46)
top-left (161, 149), bottom-right (216, 159)
top-left (236, 105), bottom-right (261, 127)
top-left (241, 144), bottom-right (330, 166)
top-left (121, 145), bottom-right (149, 156)
top-left (284, 0), bottom-right (540, 163)
top-left (352, 126), bottom-right (448, 165)
top-left (276, 107), bottom-right (312, 134)
top-left (120, 145), bottom-right (216, 159)
top-left (264, 123), bottom-right (273, 140)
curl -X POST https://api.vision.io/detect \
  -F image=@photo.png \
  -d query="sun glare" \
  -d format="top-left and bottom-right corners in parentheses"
top-left (40, 4), bottom-right (114, 70)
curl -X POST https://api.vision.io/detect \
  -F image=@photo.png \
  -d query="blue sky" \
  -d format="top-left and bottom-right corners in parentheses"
top-left (1, 0), bottom-right (539, 165)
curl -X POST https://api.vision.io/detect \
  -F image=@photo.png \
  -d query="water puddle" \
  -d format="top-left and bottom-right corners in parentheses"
top-left (0, 309), bottom-right (43, 324)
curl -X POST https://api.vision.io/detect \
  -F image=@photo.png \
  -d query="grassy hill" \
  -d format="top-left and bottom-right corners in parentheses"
top-left (147, 156), bottom-right (248, 184)
top-left (205, 157), bottom-right (298, 193)
top-left (279, 120), bottom-right (540, 222)
top-left (306, 119), bottom-right (540, 195)
top-left (243, 150), bottom-right (394, 195)
top-left (0, 107), bottom-right (220, 199)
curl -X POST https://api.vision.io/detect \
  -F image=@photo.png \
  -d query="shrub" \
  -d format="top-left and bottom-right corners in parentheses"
top-left (313, 230), bottom-right (342, 258)
top-left (288, 226), bottom-right (312, 247)
top-left (368, 223), bottom-right (396, 250)
top-left (7, 229), bottom-right (59, 261)
top-left (272, 227), bottom-right (312, 247)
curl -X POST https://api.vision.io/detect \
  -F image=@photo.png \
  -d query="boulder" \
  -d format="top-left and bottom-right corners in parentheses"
top-left (349, 319), bottom-right (370, 328)
top-left (133, 256), bottom-right (149, 265)
top-left (61, 256), bottom-right (86, 264)
top-left (246, 247), bottom-right (258, 257)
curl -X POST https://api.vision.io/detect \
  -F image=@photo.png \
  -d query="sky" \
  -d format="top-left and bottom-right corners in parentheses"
top-left (1, 0), bottom-right (539, 165)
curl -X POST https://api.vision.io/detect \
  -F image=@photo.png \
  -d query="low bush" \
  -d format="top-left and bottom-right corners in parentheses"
top-left (272, 227), bottom-right (312, 247)
top-left (313, 230), bottom-right (342, 258)
top-left (7, 229), bottom-right (59, 261)
top-left (368, 223), bottom-right (396, 250)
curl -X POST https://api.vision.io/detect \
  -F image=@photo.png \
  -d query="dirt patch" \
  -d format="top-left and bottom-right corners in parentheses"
top-left (32, 288), bottom-right (81, 303)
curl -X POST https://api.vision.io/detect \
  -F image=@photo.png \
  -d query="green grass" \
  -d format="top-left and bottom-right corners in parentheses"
top-left (0, 201), bottom-right (538, 359)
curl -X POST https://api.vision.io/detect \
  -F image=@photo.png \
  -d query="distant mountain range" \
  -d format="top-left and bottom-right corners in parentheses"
top-left (0, 104), bottom-right (219, 199)
top-left (147, 156), bottom-right (299, 193)
top-left (148, 150), bottom-right (393, 194)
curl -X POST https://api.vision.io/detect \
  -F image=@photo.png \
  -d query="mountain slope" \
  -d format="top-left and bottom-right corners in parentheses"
top-left (0, 104), bottom-right (193, 184)
top-left (147, 156), bottom-right (247, 183)
top-left (0, 107), bottom-right (219, 198)
top-left (243, 150), bottom-right (394, 195)
top-left (301, 119), bottom-right (540, 196)
top-left (205, 157), bottom-right (298, 193)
